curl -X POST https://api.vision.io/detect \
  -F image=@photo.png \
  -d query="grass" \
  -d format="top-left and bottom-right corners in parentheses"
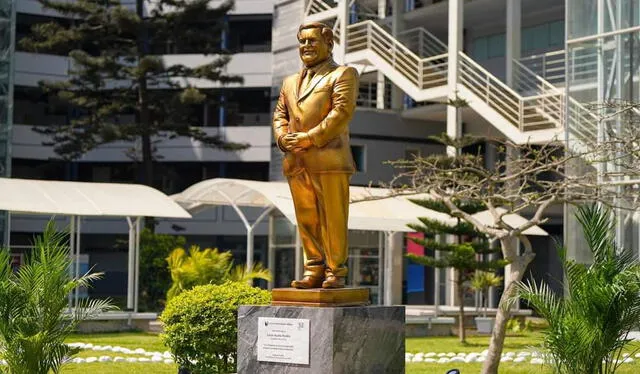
top-left (60, 332), bottom-right (178, 374)
top-left (50, 330), bottom-right (640, 374)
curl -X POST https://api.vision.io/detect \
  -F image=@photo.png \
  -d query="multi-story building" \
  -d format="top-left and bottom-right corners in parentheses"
top-left (276, 0), bottom-right (568, 306)
top-left (4, 0), bottom-right (636, 309)
top-left (7, 0), bottom-right (276, 299)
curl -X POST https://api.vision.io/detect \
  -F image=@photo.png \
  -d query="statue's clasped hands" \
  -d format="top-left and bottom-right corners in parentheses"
top-left (281, 132), bottom-right (313, 153)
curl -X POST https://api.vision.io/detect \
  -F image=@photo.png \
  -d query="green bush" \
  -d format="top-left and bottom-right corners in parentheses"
top-left (161, 281), bottom-right (271, 373)
top-left (139, 229), bottom-right (186, 311)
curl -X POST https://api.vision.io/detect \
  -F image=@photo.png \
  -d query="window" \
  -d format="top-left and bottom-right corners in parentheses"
top-left (350, 145), bottom-right (366, 172)
top-left (472, 20), bottom-right (565, 61)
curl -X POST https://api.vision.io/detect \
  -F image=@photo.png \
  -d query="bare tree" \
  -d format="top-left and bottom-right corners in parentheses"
top-left (388, 129), bottom-right (637, 374)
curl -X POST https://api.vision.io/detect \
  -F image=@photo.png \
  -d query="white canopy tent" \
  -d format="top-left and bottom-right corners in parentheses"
top-left (0, 177), bottom-right (191, 312)
top-left (173, 178), bottom-right (550, 305)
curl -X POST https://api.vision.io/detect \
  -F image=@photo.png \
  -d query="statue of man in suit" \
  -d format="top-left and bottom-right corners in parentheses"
top-left (272, 22), bottom-right (359, 289)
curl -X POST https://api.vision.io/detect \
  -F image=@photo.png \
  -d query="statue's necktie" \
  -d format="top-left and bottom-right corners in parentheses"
top-left (302, 70), bottom-right (315, 93)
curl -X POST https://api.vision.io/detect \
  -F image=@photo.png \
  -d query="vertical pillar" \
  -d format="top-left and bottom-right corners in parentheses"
top-left (505, 0), bottom-right (521, 88)
top-left (446, 0), bottom-right (463, 155)
top-left (376, 0), bottom-right (387, 109)
top-left (337, 0), bottom-right (349, 64)
top-left (384, 231), bottom-right (403, 306)
top-left (391, 0), bottom-right (406, 110)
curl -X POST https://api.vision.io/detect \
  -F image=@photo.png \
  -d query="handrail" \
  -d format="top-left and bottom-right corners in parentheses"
top-left (459, 52), bottom-right (520, 98)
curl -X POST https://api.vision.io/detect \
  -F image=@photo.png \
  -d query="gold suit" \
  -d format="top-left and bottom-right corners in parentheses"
top-left (273, 59), bottom-right (359, 280)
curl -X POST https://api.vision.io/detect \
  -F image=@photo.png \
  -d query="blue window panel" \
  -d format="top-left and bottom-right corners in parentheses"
top-left (407, 264), bottom-right (425, 293)
top-left (522, 26), bottom-right (536, 52)
top-left (488, 33), bottom-right (505, 58)
top-left (350, 145), bottom-right (366, 172)
top-left (549, 20), bottom-right (565, 47)
top-left (532, 24), bottom-right (549, 50)
top-left (473, 37), bottom-right (488, 60)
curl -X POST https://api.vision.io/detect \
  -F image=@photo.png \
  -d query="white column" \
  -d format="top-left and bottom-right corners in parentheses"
top-left (446, 0), bottom-right (463, 155)
top-left (376, 0), bottom-right (387, 109)
top-left (126, 217), bottom-right (135, 310)
top-left (134, 217), bottom-right (141, 313)
top-left (74, 216), bottom-right (81, 307)
top-left (337, 0), bottom-right (349, 64)
top-left (384, 231), bottom-right (404, 305)
top-left (391, 0), bottom-right (406, 109)
top-left (505, 0), bottom-right (521, 88)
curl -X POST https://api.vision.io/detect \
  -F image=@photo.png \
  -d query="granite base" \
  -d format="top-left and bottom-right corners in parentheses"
top-left (237, 305), bottom-right (405, 374)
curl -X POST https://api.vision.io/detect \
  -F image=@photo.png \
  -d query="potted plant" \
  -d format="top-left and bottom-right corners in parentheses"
top-left (470, 271), bottom-right (503, 333)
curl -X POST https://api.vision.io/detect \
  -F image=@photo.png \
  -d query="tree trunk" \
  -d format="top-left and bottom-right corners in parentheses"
top-left (137, 0), bottom-right (155, 231)
top-left (480, 239), bottom-right (532, 374)
top-left (457, 271), bottom-right (466, 343)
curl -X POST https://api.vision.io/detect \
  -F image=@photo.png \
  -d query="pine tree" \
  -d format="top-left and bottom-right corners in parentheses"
top-left (20, 0), bottom-right (245, 189)
top-left (407, 199), bottom-right (507, 343)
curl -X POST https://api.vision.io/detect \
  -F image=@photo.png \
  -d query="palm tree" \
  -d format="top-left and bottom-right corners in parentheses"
top-left (166, 246), bottom-right (272, 300)
top-left (0, 222), bottom-right (114, 374)
top-left (470, 271), bottom-right (503, 317)
top-left (515, 204), bottom-right (640, 374)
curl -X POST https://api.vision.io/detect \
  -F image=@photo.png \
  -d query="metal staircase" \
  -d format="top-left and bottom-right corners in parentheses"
top-left (303, 0), bottom-right (600, 145)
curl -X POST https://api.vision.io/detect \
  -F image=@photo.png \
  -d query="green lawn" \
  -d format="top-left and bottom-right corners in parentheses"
top-left (61, 332), bottom-right (178, 374)
top-left (55, 331), bottom-right (640, 374)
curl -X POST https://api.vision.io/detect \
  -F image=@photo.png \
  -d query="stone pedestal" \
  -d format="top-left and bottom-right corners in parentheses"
top-left (237, 305), bottom-right (405, 374)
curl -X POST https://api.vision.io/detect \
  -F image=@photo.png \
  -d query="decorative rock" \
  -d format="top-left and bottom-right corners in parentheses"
top-left (449, 357), bottom-right (465, 363)
top-left (138, 357), bottom-right (151, 362)
top-left (151, 356), bottom-right (163, 362)
top-left (513, 357), bottom-right (527, 363)
top-left (411, 356), bottom-right (423, 362)
top-left (164, 359), bottom-right (174, 364)
top-left (134, 348), bottom-right (146, 354)
top-left (437, 357), bottom-right (449, 364)
top-left (517, 352), bottom-right (531, 357)
top-left (531, 358), bottom-right (544, 364)
top-left (163, 351), bottom-right (173, 358)
top-left (500, 356), bottom-right (513, 362)
top-left (126, 357), bottom-right (138, 363)
top-left (423, 358), bottom-right (437, 363)
top-left (425, 352), bottom-right (436, 357)
top-left (98, 356), bottom-right (112, 362)
top-left (71, 358), bottom-right (85, 363)
top-left (624, 358), bottom-right (634, 363)
top-left (505, 352), bottom-right (516, 357)
top-left (113, 357), bottom-right (125, 362)
top-left (85, 357), bottom-right (98, 363)
top-left (475, 357), bottom-right (485, 363)
top-left (437, 353), bottom-right (446, 357)
top-left (446, 352), bottom-right (456, 357)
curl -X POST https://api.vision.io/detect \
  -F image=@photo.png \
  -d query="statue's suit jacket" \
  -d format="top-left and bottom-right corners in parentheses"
top-left (273, 59), bottom-right (358, 176)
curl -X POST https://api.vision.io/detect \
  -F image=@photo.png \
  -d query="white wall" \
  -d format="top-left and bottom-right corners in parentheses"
top-left (12, 125), bottom-right (271, 162)
top-left (18, 0), bottom-right (273, 17)
top-left (15, 52), bottom-right (273, 88)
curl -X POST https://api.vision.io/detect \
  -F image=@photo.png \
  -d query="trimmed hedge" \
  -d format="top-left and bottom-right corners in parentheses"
top-left (161, 281), bottom-right (271, 373)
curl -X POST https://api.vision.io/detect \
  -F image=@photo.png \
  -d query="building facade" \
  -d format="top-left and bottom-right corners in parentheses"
top-left (565, 0), bottom-right (640, 263)
top-left (5, 0), bottom-right (596, 307)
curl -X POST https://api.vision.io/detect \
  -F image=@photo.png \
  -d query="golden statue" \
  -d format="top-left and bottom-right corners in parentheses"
top-left (272, 22), bottom-right (359, 289)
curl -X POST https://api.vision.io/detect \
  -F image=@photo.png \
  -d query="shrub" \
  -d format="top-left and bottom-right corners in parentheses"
top-left (139, 229), bottom-right (186, 311)
top-left (516, 205), bottom-right (640, 374)
top-left (166, 246), bottom-right (271, 300)
top-left (0, 222), bottom-right (114, 374)
top-left (161, 281), bottom-right (271, 373)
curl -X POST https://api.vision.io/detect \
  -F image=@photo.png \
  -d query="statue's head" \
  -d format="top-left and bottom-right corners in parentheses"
top-left (297, 22), bottom-right (333, 67)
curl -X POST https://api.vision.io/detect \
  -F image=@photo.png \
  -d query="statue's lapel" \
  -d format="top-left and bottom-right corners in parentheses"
top-left (297, 60), bottom-right (337, 103)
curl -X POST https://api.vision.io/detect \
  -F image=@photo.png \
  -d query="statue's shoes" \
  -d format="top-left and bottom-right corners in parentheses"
top-left (321, 275), bottom-right (345, 289)
top-left (291, 275), bottom-right (324, 289)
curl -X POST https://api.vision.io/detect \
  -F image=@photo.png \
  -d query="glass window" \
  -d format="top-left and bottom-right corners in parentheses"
top-left (488, 33), bottom-right (505, 58)
top-left (472, 37), bottom-right (488, 60)
top-left (532, 24), bottom-right (549, 50)
top-left (522, 26), bottom-right (536, 52)
top-left (549, 20), bottom-right (565, 47)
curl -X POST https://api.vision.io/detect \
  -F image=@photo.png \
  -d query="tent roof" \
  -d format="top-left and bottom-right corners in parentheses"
top-left (0, 178), bottom-right (191, 218)
top-left (173, 178), bottom-right (546, 235)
